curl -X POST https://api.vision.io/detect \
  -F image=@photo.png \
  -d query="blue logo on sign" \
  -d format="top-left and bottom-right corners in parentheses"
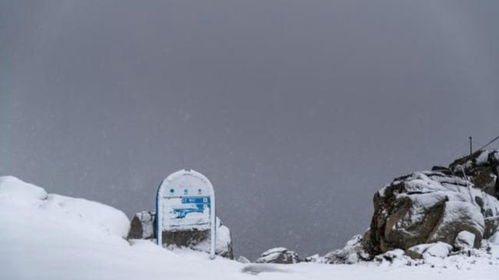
top-left (172, 197), bottom-right (210, 219)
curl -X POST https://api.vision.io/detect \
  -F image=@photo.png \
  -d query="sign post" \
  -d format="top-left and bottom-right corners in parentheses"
top-left (156, 169), bottom-right (216, 259)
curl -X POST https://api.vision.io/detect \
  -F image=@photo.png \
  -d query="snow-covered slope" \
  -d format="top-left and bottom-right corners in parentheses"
top-left (1, 176), bottom-right (498, 280)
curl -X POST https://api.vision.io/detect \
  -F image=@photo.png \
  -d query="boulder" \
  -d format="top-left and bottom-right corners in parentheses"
top-left (364, 170), bottom-right (499, 256)
top-left (236, 256), bottom-right (251, 263)
top-left (255, 247), bottom-right (301, 264)
top-left (406, 243), bottom-right (433, 260)
top-left (422, 242), bottom-right (452, 258)
top-left (373, 249), bottom-right (411, 265)
top-left (128, 211), bottom-right (155, 239)
top-left (319, 150), bottom-right (499, 263)
top-left (323, 234), bottom-right (370, 264)
top-left (454, 230), bottom-right (476, 250)
top-left (304, 254), bottom-right (322, 263)
top-left (187, 218), bottom-right (234, 259)
top-left (127, 211), bottom-right (233, 259)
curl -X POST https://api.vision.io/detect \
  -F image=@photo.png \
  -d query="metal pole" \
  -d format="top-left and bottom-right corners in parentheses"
top-left (210, 189), bottom-right (216, 259)
top-left (469, 136), bottom-right (473, 156)
top-left (156, 181), bottom-right (163, 246)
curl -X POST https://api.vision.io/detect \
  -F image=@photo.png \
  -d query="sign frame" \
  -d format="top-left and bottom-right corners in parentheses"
top-left (155, 169), bottom-right (216, 259)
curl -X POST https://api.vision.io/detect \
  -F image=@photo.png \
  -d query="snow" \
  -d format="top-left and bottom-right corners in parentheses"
top-left (192, 219), bottom-right (231, 255)
top-left (1, 176), bottom-right (499, 280)
top-left (476, 150), bottom-right (490, 166)
top-left (423, 242), bottom-right (452, 258)
top-left (455, 231), bottom-right (476, 249)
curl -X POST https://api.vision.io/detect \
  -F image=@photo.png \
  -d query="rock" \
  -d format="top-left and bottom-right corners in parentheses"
top-left (454, 231), bottom-right (476, 250)
top-left (365, 170), bottom-right (499, 256)
top-left (128, 211), bottom-right (155, 239)
top-left (255, 247), bottom-right (301, 264)
top-left (405, 242), bottom-right (451, 260)
top-left (317, 150), bottom-right (499, 263)
top-left (304, 254), bottom-right (322, 263)
top-left (374, 249), bottom-right (410, 265)
top-left (188, 219), bottom-right (234, 259)
top-left (323, 234), bottom-right (370, 264)
top-left (127, 211), bottom-right (234, 259)
top-left (236, 256), bottom-right (251, 263)
top-left (423, 242), bottom-right (452, 258)
top-left (449, 150), bottom-right (499, 198)
top-left (406, 243), bottom-right (433, 259)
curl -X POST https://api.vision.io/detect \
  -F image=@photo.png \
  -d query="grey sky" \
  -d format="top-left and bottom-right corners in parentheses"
top-left (1, 1), bottom-right (499, 259)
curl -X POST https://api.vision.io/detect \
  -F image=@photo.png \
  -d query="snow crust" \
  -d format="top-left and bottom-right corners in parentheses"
top-left (1, 176), bottom-right (499, 280)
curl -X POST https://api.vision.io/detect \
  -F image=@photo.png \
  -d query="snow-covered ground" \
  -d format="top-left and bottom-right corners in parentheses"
top-left (1, 176), bottom-right (498, 280)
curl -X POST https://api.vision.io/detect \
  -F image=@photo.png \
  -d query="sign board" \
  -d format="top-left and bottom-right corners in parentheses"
top-left (156, 169), bottom-right (216, 259)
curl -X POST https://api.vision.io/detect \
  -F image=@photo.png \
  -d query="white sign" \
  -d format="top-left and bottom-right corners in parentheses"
top-left (156, 169), bottom-right (216, 259)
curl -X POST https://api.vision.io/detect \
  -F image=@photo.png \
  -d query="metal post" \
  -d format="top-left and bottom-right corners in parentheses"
top-left (156, 180), bottom-right (164, 246)
top-left (210, 191), bottom-right (216, 259)
top-left (469, 136), bottom-right (473, 156)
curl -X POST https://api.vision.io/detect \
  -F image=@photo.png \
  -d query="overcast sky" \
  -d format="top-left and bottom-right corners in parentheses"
top-left (1, 0), bottom-right (499, 259)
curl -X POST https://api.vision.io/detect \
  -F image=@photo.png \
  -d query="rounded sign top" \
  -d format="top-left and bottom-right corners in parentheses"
top-left (158, 169), bottom-right (214, 198)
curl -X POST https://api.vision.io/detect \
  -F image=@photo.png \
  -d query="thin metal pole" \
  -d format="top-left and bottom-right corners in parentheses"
top-left (210, 192), bottom-right (216, 259)
top-left (469, 136), bottom-right (473, 156)
top-left (156, 180), bottom-right (164, 246)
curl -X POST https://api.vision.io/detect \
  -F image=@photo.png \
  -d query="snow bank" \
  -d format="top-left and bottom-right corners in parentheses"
top-left (0, 176), bottom-right (48, 202)
top-left (0, 176), bottom-right (129, 238)
top-left (1, 176), bottom-right (499, 280)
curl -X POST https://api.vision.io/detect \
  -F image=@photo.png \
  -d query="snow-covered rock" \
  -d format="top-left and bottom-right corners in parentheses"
top-left (406, 243), bottom-right (434, 259)
top-left (374, 249), bottom-right (411, 265)
top-left (191, 218), bottom-right (233, 259)
top-left (323, 234), bottom-right (370, 264)
top-left (365, 170), bottom-right (499, 256)
top-left (127, 210), bottom-right (234, 259)
top-left (236, 256), bottom-right (251, 263)
top-left (423, 242), bottom-right (452, 259)
top-left (449, 150), bottom-right (499, 199)
top-left (455, 231), bottom-right (476, 250)
top-left (128, 210), bottom-right (155, 239)
top-left (255, 247), bottom-right (301, 264)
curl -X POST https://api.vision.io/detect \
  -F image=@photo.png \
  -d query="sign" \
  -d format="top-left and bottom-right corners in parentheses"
top-left (156, 169), bottom-right (216, 259)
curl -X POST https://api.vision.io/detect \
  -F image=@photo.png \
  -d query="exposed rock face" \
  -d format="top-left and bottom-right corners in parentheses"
top-left (127, 211), bottom-right (233, 259)
top-left (365, 168), bottom-right (499, 256)
top-left (128, 211), bottom-right (155, 239)
top-left (255, 247), bottom-right (301, 264)
top-left (318, 151), bottom-right (499, 264)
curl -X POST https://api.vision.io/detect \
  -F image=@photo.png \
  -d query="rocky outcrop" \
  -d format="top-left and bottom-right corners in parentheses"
top-left (255, 247), bottom-right (301, 264)
top-left (127, 211), bottom-right (234, 259)
top-left (364, 170), bottom-right (499, 256)
top-left (448, 150), bottom-right (499, 199)
top-left (323, 150), bottom-right (499, 263)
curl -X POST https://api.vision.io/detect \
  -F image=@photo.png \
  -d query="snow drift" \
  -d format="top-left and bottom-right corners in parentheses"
top-left (1, 176), bottom-right (499, 280)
